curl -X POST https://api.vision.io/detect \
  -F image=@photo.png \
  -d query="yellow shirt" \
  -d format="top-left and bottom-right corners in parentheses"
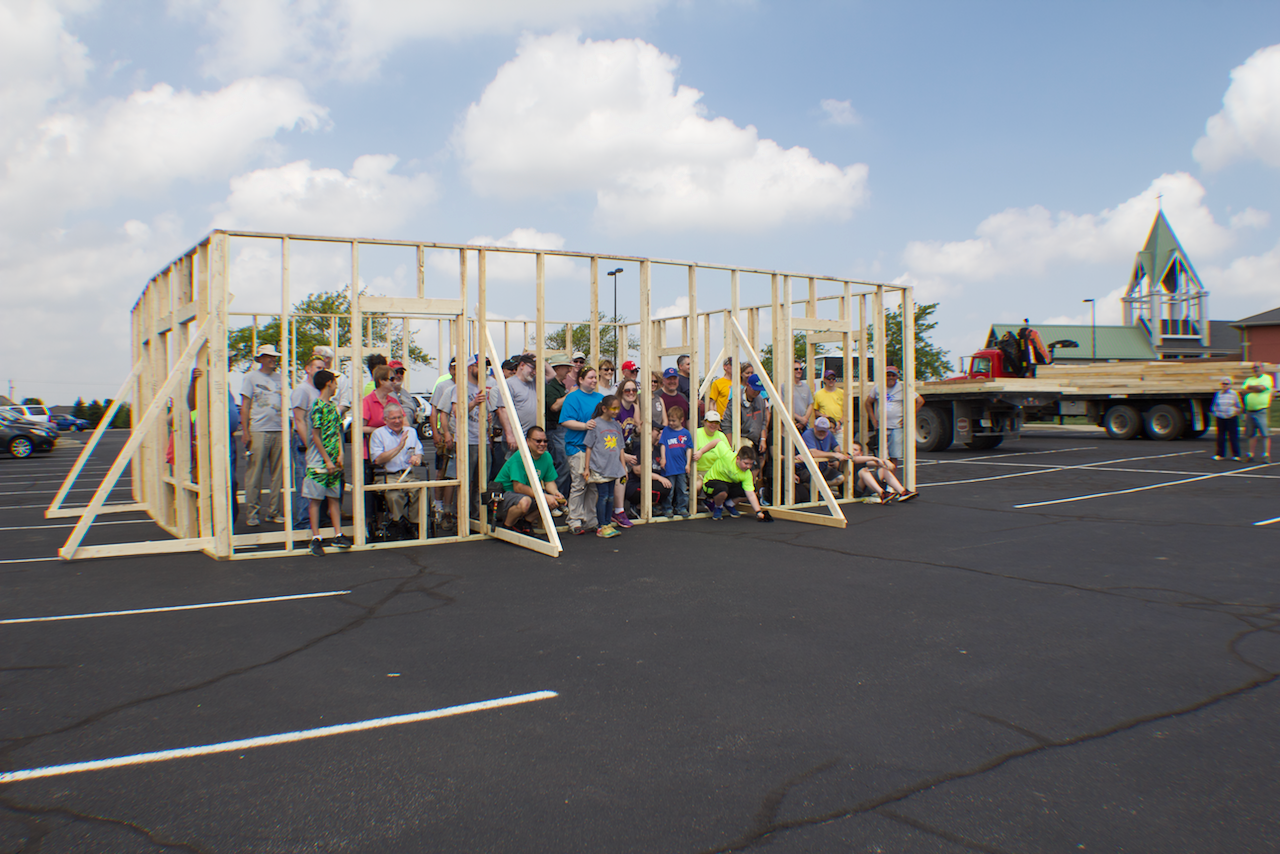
top-left (812, 387), bottom-right (844, 421)
top-left (708, 376), bottom-right (733, 418)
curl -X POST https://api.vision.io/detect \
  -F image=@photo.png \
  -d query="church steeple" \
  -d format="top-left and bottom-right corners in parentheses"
top-left (1121, 210), bottom-right (1209, 355)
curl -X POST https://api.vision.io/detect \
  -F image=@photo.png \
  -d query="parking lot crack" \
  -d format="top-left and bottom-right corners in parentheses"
top-left (698, 664), bottom-right (1278, 853)
top-left (875, 808), bottom-right (1020, 854)
top-left (1, 798), bottom-right (211, 853)
top-left (0, 562), bottom-right (456, 763)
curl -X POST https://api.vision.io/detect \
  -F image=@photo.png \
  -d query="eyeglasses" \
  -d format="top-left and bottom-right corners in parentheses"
top-left (530, 438), bottom-right (548, 444)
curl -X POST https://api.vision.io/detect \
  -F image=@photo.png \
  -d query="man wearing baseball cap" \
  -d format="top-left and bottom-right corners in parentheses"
top-left (240, 343), bottom-right (284, 526)
top-left (807, 370), bottom-right (844, 429)
top-left (797, 415), bottom-right (850, 497)
top-left (865, 365), bottom-right (923, 464)
top-left (620, 360), bottom-right (639, 384)
top-left (659, 367), bottom-right (689, 428)
top-left (387, 360), bottom-right (417, 426)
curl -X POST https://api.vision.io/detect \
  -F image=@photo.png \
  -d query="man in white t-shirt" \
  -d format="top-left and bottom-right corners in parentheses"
top-left (865, 365), bottom-right (923, 463)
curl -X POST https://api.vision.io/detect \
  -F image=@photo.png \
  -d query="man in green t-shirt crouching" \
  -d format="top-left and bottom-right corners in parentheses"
top-left (494, 425), bottom-right (566, 533)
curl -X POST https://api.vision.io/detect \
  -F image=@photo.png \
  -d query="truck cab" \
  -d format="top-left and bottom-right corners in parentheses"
top-left (954, 349), bottom-right (1011, 381)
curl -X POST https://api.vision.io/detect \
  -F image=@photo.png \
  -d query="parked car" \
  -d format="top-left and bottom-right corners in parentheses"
top-left (412, 394), bottom-right (433, 441)
top-left (0, 410), bottom-right (58, 457)
top-left (51, 413), bottom-right (91, 431)
top-left (1, 404), bottom-right (50, 423)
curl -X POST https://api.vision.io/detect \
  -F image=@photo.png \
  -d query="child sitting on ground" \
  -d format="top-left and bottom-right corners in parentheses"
top-left (849, 440), bottom-right (916, 503)
top-left (702, 445), bottom-right (769, 521)
top-left (584, 394), bottom-right (630, 537)
top-left (305, 370), bottom-right (353, 554)
top-left (658, 405), bottom-right (693, 517)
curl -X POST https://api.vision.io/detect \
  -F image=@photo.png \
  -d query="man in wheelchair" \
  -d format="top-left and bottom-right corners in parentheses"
top-left (369, 403), bottom-right (424, 540)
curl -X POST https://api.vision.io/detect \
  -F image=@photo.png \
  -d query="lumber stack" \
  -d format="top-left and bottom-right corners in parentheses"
top-left (921, 377), bottom-right (1078, 395)
top-left (1035, 360), bottom-right (1275, 396)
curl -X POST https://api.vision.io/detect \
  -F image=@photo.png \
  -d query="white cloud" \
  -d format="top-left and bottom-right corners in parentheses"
top-left (0, 0), bottom-right (94, 150)
top-left (1229, 207), bottom-right (1270, 230)
top-left (426, 227), bottom-right (585, 281)
top-left (1193, 44), bottom-right (1280, 170)
top-left (1202, 240), bottom-right (1280, 301)
top-left (1, 77), bottom-right (328, 233)
top-left (458, 32), bottom-right (869, 232)
top-left (177, 0), bottom-right (670, 80)
top-left (903, 173), bottom-right (1237, 281)
top-left (819, 98), bottom-right (859, 126)
top-left (212, 154), bottom-right (435, 235)
top-left (1042, 285), bottom-right (1128, 327)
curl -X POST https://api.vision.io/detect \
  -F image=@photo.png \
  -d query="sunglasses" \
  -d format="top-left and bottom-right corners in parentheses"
top-left (530, 438), bottom-right (548, 444)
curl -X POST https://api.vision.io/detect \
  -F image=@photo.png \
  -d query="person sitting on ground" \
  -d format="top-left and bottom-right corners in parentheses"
top-left (703, 445), bottom-right (768, 521)
top-left (584, 394), bottom-right (630, 537)
top-left (798, 416), bottom-right (850, 491)
top-left (623, 433), bottom-right (672, 517)
top-left (305, 370), bottom-right (352, 554)
top-left (494, 425), bottom-right (565, 534)
top-left (370, 403), bottom-right (424, 538)
top-left (849, 440), bottom-right (916, 503)
top-left (658, 405), bottom-right (693, 517)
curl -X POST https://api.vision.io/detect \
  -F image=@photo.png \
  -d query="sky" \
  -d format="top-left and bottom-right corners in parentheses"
top-left (3, 0), bottom-right (1280, 404)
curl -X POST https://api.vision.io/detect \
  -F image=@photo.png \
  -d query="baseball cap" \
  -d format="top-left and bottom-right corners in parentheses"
top-left (746, 374), bottom-right (764, 391)
top-left (705, 410), bottom-right (722, 421)
top-left (886, 365), bottom-right (900, 376)
top-left (621, 360), bottom-right (638, 372)
top-left (815, 416), bottom-right (832, 430)
top-left (823, 370), bottom-right (837, 380)
top-left (663, 367), bottom-right (678, 378)
top-left (572, 351), bottom-right (587, 361)
top-left (388, 360), bottom-right (405, 371)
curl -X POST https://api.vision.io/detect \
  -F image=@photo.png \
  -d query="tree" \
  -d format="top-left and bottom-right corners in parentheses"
top-left (111, 403), bottom-right (132, 428)
top-left (227, 289), bottom-right (434, 369)
top-left (21, 397), bottom-right (43, 405)
top-left (72, 397), bottom-right (87, 419)
top-left (866, 302), bottom-right (951, 381)
top-left (760, 333), bottom-right (827, 378)
top-left (85, 400), bottom-right (104, 427)
top-left (543, 313), bottom-right (640, 363)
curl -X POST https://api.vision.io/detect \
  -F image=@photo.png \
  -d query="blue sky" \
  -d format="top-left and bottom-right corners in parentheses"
top-left (4, 0), bottom-right (1280, 404)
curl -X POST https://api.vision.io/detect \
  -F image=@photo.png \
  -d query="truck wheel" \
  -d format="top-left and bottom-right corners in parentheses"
top-left (1143, 404), bottom-right (1185, 441)
top-left (1103, 405), bottom-right (1141, 440)
top-left (965, 435), bottom-right (1003, 450)
top-left (915, 406), bottom-right (952, 452)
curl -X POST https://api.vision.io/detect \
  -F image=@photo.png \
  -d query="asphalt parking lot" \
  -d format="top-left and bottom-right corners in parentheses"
top-left (1, 429), bottom-right (1277, 853)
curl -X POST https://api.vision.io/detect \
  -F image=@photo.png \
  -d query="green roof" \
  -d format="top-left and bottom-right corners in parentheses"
top-left (1134, 210), bottom-right (1203, 293)
top-left (986, 324), bottom-right (1158, 360)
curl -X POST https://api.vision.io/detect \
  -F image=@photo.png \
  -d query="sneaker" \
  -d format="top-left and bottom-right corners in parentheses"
top-left (571, 525), bottom-right (587, 536)
top-left (705, 498), bottom-right (716, 514)
top-left (1244, 454), bottom-right (1255, 462)
top-left (895, 491), bottom-right (918, 503)
top-left (612, 510), bottom-right (633, 528)
top-left (711, 504), bottom-right (723, 520)
top-left (1233, 456), bottom-right (1244, 462)
top-left (309, 537), bottom-right (325, 556)
top-left (332, 534), bottom-right (353, 549)
top-left (597, 524), bottom-right (620, 538)
top-left (245, 514), bottom-right (260, 527)
top-left (865, 494), bottom-right (882, 504)
top-left (725, 503), bottom-right (741, 518)
top-left (1212, 455), bottom-right (1226, 461)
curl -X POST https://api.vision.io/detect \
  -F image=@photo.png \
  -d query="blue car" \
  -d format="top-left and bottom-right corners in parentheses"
top-left (51, 413), bottom-right (91, 431)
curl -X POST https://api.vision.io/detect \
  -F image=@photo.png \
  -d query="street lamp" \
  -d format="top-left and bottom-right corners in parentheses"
top-left (1082, 298), bottom-right (1096, 361)
top-left (607, 267), bottom-right (624, 362)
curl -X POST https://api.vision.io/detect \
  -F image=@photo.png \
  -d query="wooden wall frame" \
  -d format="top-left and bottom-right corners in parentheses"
top-left (48, 229), bottom-right (914, 561)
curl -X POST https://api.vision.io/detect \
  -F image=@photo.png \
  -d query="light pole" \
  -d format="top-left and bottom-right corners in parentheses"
top-left (1082, 298), bottom-right (1096, 361)
top-left (607, 267), bottom-right (623, 362)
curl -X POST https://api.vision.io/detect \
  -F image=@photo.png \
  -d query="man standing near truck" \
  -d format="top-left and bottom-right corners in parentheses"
top-left (866, 366), bottom-right (923, 464)
top-left (1242, 363), bottom-right (1273, 463)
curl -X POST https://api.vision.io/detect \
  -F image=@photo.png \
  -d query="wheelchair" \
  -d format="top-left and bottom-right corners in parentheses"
top-left (364, 462), bottom-right (427, 542)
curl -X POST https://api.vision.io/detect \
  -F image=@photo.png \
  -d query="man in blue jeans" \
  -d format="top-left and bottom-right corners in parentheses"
top-left (1242, 362), bottom-right (1273, 463)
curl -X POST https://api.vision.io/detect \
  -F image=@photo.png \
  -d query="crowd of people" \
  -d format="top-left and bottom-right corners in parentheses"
top-left (220, 343), bottom-right (918, 554)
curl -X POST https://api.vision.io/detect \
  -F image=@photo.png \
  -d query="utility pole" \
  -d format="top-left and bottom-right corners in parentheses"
top-left (607, 268), bottom-right (624, 362)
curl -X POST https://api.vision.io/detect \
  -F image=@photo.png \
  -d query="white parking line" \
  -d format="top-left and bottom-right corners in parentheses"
top-left (1254, 516), bottom-right (1280, 526)
top-left (1014, 464), bottom-right (1271, 509)
top-left (0, 691), bottom-right (559, 784)
top-left (0, 590), bottom-right (353, 625)
top-left (0, 557), bottom-right (61, 565)
top-left (0, 502), bottom-right (136, 511)
top-left (921, 450), bottom-right (1203, 488)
